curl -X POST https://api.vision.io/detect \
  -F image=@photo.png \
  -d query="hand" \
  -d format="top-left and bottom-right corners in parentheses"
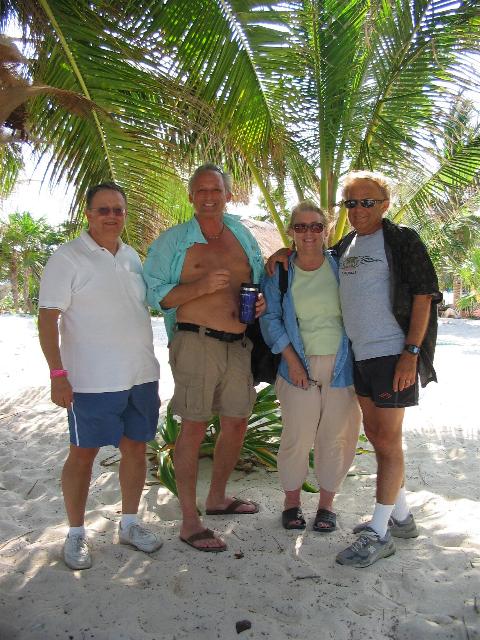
top-left (287, 360), bottom-right (309, 390)
top-left (255, 293), bottom-right (266, 318)
top-left (201, 269), bottom-right (231, 294)
top-left (265, 249), bottom-right (290, 276)
top-left (393, 352), bottom-right (417, 392)
top-left (51, 376), bottom-right (74, 408)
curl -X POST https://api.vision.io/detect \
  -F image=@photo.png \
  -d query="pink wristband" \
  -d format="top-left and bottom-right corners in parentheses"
top-left (50, 369), bottom-right (68, 379)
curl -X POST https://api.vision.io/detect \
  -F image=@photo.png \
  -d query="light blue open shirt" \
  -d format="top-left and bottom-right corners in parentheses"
top-left (143, 213), bottom-right (264, 342)
top-left (260, 252), bottom-right (354, 388)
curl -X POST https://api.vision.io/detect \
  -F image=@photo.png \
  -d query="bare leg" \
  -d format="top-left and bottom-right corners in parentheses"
top-left (206, 416), bottom-right (257, 513)
top-left (119, 436), bottom-right (147, 514)
top-left (318, 488), bottom-right (335, 512)
top-left (62, 445), bottom-right (98, 527)
top-left (284, 488), bottom-right (301, 510)
top-left (358, 396), bottom-right (405, 505)
top-left (174, 419), bottom-right (224, 550)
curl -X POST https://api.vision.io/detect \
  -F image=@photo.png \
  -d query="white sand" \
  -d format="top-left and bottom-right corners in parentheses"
top-left (0, 314), bottom-right (479, 640)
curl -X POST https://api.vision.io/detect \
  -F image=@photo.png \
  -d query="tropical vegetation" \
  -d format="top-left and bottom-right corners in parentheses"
top-left (0, 1), bottom-right (479, 256)
top-left (0, 210), bottom-right (65, 311)
top-left (148, 384), bottom-right (370, 497)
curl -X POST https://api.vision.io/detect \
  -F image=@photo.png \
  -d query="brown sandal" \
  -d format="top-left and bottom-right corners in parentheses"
top-left (180, 528), bottom-right (227, 552)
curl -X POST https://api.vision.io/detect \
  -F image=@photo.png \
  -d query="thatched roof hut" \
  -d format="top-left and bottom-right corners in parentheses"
top-left (240, 217), bottom-right (285, 260)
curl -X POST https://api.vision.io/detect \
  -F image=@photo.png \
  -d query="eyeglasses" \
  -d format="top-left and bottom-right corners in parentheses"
top-left (88, 206), bottom-right (126, 216)
top-left (342, 199), bottom-right (387, 209)
top-left (292, 222), bottom-right (325, 233)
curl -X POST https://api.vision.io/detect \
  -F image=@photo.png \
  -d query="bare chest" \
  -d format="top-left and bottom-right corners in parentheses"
top-left (181, 230), bottom-right (251, 284)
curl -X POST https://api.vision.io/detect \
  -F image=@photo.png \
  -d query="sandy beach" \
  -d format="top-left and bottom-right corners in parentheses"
top-left (0, 314), bottom-right (479, 640)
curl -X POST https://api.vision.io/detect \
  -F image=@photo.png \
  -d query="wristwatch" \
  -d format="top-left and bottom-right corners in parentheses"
top-left (404, 344), bottom-right (420, 355)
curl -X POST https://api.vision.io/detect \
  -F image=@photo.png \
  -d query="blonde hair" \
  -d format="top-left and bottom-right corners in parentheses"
top-left (288, 200), bottom-right (328, 229)
top-left (341, 170), bottom-right (392, 200)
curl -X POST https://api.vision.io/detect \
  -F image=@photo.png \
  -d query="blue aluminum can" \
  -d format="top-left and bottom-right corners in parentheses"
top-left (239, 283), bottom-right (259, 324)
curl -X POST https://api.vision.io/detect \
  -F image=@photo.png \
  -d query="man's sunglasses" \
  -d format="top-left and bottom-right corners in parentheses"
top-left (342, 199), bottom-right (387, 209)
top-left (292, 222), bottom-right (325, 233)
top-left (89, 206), bottom-right (126, 216)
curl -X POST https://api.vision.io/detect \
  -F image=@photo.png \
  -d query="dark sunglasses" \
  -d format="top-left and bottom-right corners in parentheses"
top-left (89, 206), bottom-right (126, 216)
top-left (342, 199), bottom-right (387, 209)
top-left (292, 222), bottom-right (325, 233)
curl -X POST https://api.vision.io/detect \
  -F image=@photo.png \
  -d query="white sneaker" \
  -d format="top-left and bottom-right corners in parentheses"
top-left (118, 523), bottom-right (163, 553)
top-left (63, 534), bottom-right (92, 570)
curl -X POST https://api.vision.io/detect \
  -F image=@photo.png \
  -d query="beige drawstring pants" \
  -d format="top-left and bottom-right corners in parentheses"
top-left (275, 355), bottom-right (361, 493)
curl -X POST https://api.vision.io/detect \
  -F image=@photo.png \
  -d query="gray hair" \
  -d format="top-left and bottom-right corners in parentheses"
top-left (341, 170), bottom-right (392, 200)
top-left (188, 163), bottom-right (233, 194)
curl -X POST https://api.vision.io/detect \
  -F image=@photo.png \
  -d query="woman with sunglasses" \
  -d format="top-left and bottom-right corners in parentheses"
top-left (260, 202), bottom-right (361, 532)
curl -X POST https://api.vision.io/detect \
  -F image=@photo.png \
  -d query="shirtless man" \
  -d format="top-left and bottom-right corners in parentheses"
top-left (144, 164), bottom-right (265, 552)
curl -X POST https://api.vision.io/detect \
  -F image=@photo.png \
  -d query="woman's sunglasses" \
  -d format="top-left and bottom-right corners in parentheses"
top-left (342, 199), bottom-right (387, 209)
top-left (292, 222), bottom-right (325, 233)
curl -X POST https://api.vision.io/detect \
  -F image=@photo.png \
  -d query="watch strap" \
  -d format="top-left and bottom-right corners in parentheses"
top-left (404, 344), bottom-right (420, 355)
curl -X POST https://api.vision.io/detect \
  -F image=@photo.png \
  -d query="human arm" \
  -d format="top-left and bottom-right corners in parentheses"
top-left (393, 294), bottom-right (432, 392)
top-left (160, 270), bottom-right (231, 308)
top-left (265, 248), bottom-right (291, 276)
top-left (38, 308), bottom-right (73, 408)
top-left (282, 344), bottom-right (309, 389)
top-left (260, 268), bottom-right (308, 388)
top-left (392, 227), bottom-right (441, 391)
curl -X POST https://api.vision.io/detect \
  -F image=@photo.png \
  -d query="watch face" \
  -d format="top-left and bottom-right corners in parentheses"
top-left (405, 344), bottom-right (420, 354)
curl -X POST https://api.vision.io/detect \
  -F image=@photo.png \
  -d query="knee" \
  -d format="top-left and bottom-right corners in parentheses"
top-left (372, 434), bottom-right (402, 459)
top-left (178, 422), bottom-right (208, 447)
top-left (66, 446), bottom-right (98, 470)
top-left (220, 417), bottom-right (248, 439)
top-left (119, 437), bottom-right (146, 462)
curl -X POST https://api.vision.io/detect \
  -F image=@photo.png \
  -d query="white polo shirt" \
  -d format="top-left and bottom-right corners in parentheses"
top-left (39, 231), bottom-right (160, 393)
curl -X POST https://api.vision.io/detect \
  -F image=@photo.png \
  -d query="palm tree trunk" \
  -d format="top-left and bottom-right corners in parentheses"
top-left (453, 276), bottom-right (462, 307)
top-left (9, 256), bottom-right (19, 312)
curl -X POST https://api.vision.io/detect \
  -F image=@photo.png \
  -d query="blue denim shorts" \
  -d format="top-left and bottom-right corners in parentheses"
top-left (67, 381), bottom-right (160, 448)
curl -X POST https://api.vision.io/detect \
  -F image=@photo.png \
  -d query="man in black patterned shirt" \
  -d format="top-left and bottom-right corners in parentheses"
top-left (333, 170), bottom-right (441, 568)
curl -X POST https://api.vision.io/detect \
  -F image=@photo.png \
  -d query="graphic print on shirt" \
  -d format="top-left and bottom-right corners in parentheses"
top-left (338, 229), bottom-right (405, 361)
top-left (340, 255), bottom-right (382, 274)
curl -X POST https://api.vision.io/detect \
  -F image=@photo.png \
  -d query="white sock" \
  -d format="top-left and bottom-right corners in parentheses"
top-left (68, 526), bottom-right (85, 538)
top-left (120, 514), bottom-right (138, 531)
top-left (391, 486), bottom-right (410, 522)
top-left (369, 503), bottom-right (394, 538)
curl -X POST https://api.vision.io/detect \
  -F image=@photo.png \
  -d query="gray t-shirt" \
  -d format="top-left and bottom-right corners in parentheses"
top-left (339, 229), bottom-right (405, 361)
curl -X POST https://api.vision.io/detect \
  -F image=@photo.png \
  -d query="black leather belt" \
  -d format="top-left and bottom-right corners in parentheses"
top-left (176, 323), bottom-right (244, 343)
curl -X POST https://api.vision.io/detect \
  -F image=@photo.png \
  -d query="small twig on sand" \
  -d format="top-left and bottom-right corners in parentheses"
top-left (26, 480), bottom-right (38, 497)
top-left (270, 533), bottom-right (285, 552)
top-left (0, 529), bottom-right (34, 550)
top-left (372, 586), bottom-right (403, 607)
top-left (294, 575), bottom-right (322, 580)
top-left (417, 464), bottom-right (429, 485)
top-left (100, 454), bottom-right (120, 467)
top-left (462, 616), bottom-right (471, 640)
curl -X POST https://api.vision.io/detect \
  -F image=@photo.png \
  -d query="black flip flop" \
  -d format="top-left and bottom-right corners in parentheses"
top-left (282, 507), bottom-right (306, 530)
top-left (312, 508), bottom-right (337, 533)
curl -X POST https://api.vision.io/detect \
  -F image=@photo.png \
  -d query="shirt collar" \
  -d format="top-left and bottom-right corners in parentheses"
top-left (80, 229), bottom-right (124, 252)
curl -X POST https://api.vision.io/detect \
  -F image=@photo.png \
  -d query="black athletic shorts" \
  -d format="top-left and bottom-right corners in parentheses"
top-left (353, 354), bottom-right (419, 408)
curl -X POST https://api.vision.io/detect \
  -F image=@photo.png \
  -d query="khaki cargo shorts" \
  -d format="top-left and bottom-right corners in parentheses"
top-left (169, 328), bottom-right (257, 422)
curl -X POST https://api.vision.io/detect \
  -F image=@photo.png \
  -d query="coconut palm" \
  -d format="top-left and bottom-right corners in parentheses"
top-left (0, 210), bottom-right (62, 311)
top-left (0, 1), bottom-right (479, 249)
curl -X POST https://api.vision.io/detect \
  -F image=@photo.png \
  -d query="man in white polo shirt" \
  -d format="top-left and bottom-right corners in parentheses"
top-left (38, 182), bottom-right (162, 570)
